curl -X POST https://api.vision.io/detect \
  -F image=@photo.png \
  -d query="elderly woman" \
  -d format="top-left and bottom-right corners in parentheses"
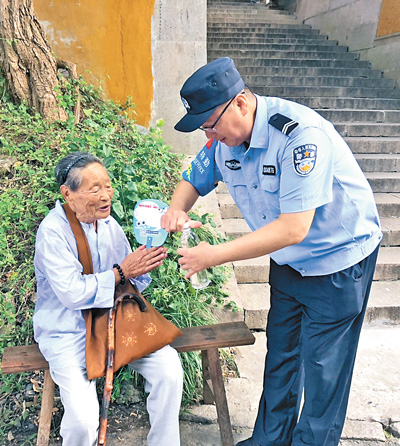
top-left (33, 152), bottom-right (183, 446)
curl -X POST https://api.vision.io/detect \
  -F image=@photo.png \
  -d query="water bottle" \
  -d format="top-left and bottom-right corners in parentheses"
top-left (180, 222), bottom-right (210, 290)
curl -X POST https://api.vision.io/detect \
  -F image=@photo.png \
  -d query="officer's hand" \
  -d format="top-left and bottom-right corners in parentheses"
top-left (161, 209), bottom-right (202, 233)
top-left (177, 241), bottom-right (213, 278)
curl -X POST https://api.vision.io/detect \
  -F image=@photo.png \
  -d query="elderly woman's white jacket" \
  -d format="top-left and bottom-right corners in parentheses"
top-left (33, 200), bottom-right (151, 370)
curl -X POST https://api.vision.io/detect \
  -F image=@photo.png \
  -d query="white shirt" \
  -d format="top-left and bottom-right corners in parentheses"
top-left (33, 200), bottom-right (151, 368)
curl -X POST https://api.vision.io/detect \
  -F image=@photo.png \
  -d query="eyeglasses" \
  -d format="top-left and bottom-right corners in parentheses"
top-left (199, 96), bottom-right (236, 133)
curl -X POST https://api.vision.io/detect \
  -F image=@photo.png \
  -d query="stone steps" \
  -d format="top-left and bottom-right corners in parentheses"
top-left (366, 172), bottom-right (400, 193)
top-left (345, 137), bottom-right (399, 154)
top-left (208, 49), bottom-right (361, 61)
top-left (253, 85), bottom-right (400, 99)
top-left (238, 280), bottom-right (400, 329)
top-left (334, 123), bottom-right (400, 137)
top-left (217, 183), bottom-right (400, 215)
top-left (208, 10), bottom-right (294, 19)
top-left (346, 137), bottom-right (400, 154)
top-left (230, 247), bottom-right (400, 283)
top-left (355, 154), bottom-right (400, 172)
top-left (208, 35), bottom-right (339, 44)
top-left (222, 215), bottom-right (400, 247)
top-left (288, 96), bottom-right (400, 110)
top-left (207, 25), bottom-right (323, 34)
top-left (374, 193), bottom-right (400, 216)
top-left (317, 109), bottom-right (400, 123)
top-left (232, 58), bottom-right (372, 69)
top-left (239, 66), bottom-right (385, 78)
top-left (211, 42), bottom-right (351, 54)
top-left (242, 75), bottom-right (396, 89)
top-left (207, 0), bottom-right (400, 326)
top-left (207, 19), bottom-right (306, 27)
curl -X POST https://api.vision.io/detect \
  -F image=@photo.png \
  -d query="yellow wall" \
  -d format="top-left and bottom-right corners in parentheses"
top-left (377, 0), bottom-right (400, 37)
top-left (34, 0), bottom-right (154, 126)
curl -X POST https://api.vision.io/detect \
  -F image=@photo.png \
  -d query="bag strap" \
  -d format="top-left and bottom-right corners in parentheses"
top-left (63, 202), bottom-right (114, 444)
top-left (63, 203), bottom-right (93, 275)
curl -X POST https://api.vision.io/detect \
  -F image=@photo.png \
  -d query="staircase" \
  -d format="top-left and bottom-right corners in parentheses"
top-left (207, 0), bottom-right (400, 329)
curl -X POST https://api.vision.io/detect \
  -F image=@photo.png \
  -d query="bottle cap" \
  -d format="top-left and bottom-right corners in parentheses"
top-left (183, 222), bottom-right (190, 230)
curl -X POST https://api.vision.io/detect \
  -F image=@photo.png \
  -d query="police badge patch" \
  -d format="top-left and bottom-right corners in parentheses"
top-left (293, 144), bottom-right (317, 176)
top-left (181, 97), bottom-right (191, 110)
top-left (225, 159), bottom-right (241, 170)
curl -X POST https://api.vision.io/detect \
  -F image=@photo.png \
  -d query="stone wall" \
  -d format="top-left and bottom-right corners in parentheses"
top-left (296, 0), bottom-right (400, 84)
top-left (35, 0), bottom-right (155, 127)
top-left (34, 0), bottom-right (207, 154)
top-left (151, 0), bottom-right (207, 154)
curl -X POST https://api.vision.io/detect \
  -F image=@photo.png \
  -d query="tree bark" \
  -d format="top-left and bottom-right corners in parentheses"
top-left (0, 0), bottom-right (68, 121)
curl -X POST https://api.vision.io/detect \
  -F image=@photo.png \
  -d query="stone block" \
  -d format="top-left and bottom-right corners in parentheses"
top-left (342, 419), bottom-right (386, 442)
top-left (239, 283), bottom-right (270, 330)
top-left (233, 256), bottom-right (270, 283)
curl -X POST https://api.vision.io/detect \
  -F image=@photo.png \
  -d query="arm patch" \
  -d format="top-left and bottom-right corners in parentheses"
top-left (182, 139), bottom-right (220, 196)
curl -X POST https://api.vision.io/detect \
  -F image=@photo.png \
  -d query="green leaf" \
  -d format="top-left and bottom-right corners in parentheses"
top-left (112, 201), bottom-right (124, 219)
top-left (83, 108), bottom-right (93, 117)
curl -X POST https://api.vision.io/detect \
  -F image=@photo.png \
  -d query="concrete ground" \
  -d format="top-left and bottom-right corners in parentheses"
top-left (105, 323), bottom-right (400, 445)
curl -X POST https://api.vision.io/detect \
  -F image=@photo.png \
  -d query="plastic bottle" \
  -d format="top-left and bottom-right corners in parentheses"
top-left (180, 222), bottom-right (210, 290)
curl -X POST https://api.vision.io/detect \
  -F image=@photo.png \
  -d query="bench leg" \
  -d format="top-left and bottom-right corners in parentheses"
top-left (36, 369), bottom-right (55, 446)
top-left (201, 350), bottom-right (215, 405)
top-left (202, 348), bottom-right (234, 446)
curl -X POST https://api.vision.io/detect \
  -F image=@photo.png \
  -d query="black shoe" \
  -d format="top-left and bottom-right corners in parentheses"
top-left (236, 438), bottom-right (261, 446)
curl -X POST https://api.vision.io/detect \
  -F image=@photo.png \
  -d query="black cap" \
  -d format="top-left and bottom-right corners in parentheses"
top-left (175, 57), bottom-right (245, 133)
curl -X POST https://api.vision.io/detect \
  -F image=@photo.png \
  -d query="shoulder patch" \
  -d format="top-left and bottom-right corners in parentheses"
top-left (293, 144), bottom-right (317, 176)
top-left (269, 113), bottom-right (298, 136)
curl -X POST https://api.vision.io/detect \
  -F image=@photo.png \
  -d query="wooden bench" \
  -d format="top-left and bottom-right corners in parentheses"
top-left (1, 321), bottom-right (255, 446)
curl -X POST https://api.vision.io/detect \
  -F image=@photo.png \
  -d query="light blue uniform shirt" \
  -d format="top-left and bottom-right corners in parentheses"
top-left (183, 95), bottom-right (382, 276)
top-left (33, 200), bottom-right (151, 369)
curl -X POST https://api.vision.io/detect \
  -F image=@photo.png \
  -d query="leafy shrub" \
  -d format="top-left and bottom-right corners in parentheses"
top-left (0, 76), bottom-right (233, 441)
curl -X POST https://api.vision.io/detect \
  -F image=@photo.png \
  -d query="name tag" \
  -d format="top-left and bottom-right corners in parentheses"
top-left (263, 165), bottom-right (276, 175)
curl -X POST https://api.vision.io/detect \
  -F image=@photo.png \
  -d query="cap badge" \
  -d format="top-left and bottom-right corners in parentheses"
top-left (181, 97), bottom-right (191, 110)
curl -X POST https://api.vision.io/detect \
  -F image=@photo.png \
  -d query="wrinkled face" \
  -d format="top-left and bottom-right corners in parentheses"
top-left (62, 163), bottom-right (114, 224)
top-left (201, 93), bottom-right (252, 147)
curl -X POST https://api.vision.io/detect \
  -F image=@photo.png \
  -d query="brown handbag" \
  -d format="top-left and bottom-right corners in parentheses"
top-left (63, 203), bottom-right (182, 379)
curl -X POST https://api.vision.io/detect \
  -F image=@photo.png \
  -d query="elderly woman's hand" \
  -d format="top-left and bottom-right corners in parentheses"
top-left (119, 245), bottom-right (167, 280)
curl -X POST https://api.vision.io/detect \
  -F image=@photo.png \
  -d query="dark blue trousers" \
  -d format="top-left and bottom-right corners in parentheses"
top-left (251, 245), bottom-right (379, 446)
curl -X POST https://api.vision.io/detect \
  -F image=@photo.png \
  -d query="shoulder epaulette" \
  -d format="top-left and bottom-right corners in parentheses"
top-left (269, 113), bottom-right (299, 136)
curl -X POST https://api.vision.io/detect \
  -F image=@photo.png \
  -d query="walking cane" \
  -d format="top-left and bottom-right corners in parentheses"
top-left (97, 307), bottom-right (116, 446)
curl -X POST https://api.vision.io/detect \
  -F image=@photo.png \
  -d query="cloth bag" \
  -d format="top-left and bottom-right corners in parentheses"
top-left (63, 203), bottom-right (182, 380)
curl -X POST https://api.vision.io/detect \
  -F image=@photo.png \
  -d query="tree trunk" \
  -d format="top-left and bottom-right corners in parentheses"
top-left (0, 0), bottom-right (68, 121)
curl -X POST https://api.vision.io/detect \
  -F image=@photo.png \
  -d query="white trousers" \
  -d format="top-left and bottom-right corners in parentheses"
top-left (50, 345), bottom-right (183, 446)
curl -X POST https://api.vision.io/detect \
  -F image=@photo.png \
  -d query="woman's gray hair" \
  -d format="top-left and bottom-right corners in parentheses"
top-left (55, 152), bottom-right (103, 190)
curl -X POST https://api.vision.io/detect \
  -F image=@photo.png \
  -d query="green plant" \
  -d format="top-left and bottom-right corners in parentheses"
top-left (0, 75), bottom-right (234, 442)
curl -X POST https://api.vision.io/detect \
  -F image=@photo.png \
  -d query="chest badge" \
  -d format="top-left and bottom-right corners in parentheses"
top-left (225, 159), bottom-right (241, 171)
top-left (293, 144), bottom-right (317, 176)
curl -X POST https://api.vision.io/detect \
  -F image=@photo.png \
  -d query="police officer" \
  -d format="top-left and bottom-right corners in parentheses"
top-left (161, 57), bottom-right (382, 446)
